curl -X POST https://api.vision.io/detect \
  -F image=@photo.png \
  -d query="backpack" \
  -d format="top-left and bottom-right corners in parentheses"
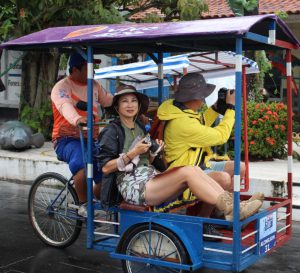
top-left (149, 115), bottom-right (168, 172)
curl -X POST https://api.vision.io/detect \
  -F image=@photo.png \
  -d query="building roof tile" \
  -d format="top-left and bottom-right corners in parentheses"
top-left (260, 0), bottom-right (300, 15)
top-left (128, 0), bottom-right (300, 21)
top-left (129, 7), bottom-right (165, 21)
top-left (202, 0), bottom-right (235, 18)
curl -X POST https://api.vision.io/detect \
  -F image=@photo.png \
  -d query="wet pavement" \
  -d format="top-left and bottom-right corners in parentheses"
top-left (0, 180), bottom-right (300, 273)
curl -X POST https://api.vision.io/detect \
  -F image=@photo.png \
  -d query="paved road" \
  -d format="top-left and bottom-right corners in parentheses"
top-left (0, 180), bottom-right (299, 273)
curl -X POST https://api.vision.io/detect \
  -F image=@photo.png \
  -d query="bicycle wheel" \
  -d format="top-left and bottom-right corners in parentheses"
top-left (120, 224), bottom-right (189, 273)
top-left (28, 172), bottom-right (82, 248)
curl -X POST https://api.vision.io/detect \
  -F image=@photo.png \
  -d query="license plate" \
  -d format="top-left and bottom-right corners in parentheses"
top-left (259, 211), bottom-right (277, 255)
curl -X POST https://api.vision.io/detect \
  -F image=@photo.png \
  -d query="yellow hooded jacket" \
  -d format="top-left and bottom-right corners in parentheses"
top-left (157, 99), bottom-right (235, 169)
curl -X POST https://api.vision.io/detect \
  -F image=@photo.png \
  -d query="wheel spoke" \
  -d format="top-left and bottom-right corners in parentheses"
top-left (36, 190), bottom-right (49, 207)
top-left (127, 249), bottom-right (144, 257)
top-left (154, 233), bottom-right (164, 257)
top-left (142, 233), bottom-right (155, 256)
top-left (160, 250), bottom-right (179, 261)
top-left (56, 215), bottom-right (74, 238)
top-left (39, 186), bottom-right (53, 205)
top-left (33, 203), bottom-right (44, 212)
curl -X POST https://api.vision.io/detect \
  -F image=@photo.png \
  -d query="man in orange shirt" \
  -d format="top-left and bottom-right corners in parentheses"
top-left (51, 53), bottom-right (113, 217)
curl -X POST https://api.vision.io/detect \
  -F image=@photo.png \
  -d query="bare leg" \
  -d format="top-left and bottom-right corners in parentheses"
top-left (74, 169), bottom-right (102, 202)
top-left (145, 166), bottom-right (224, 206)
top-left (207, 171), bottom-right (232, 191)
top-left (186, 172), bottom-right (230, 217)
top-left (185, 171), bottom-right (231, 217)
top-left (213, 161), bottom-right (246, 192)
top-left (145, 166), bottom-right (262, 220)
top-left (224, 161), bottom-right (245, 178)
top-left (93, 183), bottom-right (101, 200)
top-left (73, 168), bottom-right (87, 203)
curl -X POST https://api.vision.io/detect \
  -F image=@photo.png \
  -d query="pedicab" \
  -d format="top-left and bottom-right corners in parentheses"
top-left (1, 14), bottom-right (299, 272)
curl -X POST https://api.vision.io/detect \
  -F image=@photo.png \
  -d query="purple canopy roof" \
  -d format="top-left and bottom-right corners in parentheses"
top-left (1, 14), bottom-right (299, 52)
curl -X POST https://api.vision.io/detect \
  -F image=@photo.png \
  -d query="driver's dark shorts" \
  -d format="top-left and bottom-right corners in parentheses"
top-left (54, 137), bottom-right (102, 183)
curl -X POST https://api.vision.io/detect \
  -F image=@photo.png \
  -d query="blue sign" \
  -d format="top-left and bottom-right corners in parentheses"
top-left (259, 211), bottom-right (277, 255)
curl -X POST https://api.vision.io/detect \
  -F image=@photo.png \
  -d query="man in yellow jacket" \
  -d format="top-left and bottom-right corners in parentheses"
top-left (157, 73), bottom-right (245, 192)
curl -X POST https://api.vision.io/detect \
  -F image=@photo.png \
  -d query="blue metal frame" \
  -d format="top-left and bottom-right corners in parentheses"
top-left (232, 36), bottom-right (243, 271)
top-left (72, 16), bottom-right (294, 272)
top-left (147, 52), bottom-right (166, 104)
top-left (157, 52), bottom-right (164, 104)
top-left (103, 208), bottom-right (281, 272)
top-left (86, 45), bottom-right (94, 248)
top-left (245, 32), bottom-right (269, 44)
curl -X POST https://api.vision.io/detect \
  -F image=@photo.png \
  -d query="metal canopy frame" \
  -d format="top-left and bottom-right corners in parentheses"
top-left (1, 14), bottom-right (299, 272)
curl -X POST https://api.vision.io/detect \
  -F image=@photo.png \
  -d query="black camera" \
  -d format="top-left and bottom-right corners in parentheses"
top-left (218, 87), bottom-right (230, 102)
top-left (214, 88), bottom-right (234, 115)
top-left (143, 134), bottom-right (162, 156)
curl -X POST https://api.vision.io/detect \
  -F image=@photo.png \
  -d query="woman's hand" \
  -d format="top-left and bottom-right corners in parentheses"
top-left (132, 138), bottom-right (151, 155)
top-left (76, 116), bottom-right (87, 126)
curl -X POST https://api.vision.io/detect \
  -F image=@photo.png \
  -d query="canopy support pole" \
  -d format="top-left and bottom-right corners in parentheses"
top-left (286, 49), bottom-right (293, 237)
top-left (242, 65), bottom-right (249, 192)
top-left (158, 53), bottom-right (164, 104)
top-left (233, 37), bottom-right (243, 271)
top-left (86, 45), bottom-right (95, 248)
top-left (147, 52), bottom-right (164, 103)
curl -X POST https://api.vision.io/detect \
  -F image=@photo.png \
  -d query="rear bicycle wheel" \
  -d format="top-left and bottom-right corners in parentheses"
top-left (120, 224), bottom-right (189, 273)
top-left (28, 172), bottom-right (82, 248)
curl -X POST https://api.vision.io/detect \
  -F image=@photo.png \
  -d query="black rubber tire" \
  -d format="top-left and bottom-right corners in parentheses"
top-left (28, 172), bottom-right (82, 248)
top-left (120, 223), bottom-right (189, 273)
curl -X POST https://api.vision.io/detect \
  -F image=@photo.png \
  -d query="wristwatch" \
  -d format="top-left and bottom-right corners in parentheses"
top-left (226, 104), bottom-right (235, 110)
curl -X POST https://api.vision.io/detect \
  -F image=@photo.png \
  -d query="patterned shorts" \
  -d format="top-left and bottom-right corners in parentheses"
top-left (116, 165), bottom-right (158, 206)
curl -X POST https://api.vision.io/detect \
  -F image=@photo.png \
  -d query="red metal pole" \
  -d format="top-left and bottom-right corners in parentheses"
top-left (242, 65), bottom-right (249, 192)
top-left (286, 49), bottom-right (293, 236)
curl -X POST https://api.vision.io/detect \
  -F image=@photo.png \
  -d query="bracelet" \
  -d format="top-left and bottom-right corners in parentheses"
top-left (125, 153), bottom-right (132, 161)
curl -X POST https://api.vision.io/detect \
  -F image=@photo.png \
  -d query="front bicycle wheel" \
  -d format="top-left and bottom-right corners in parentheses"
top-left (28, 172), bottom-right (82, 248)
top-left (120, 224), bottom-right (189, 273)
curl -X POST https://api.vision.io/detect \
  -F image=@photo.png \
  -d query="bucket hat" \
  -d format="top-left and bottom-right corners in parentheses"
top-left (175, 73), bottom-right (216, 103)
top-left (106, 85), bottom-right (149, 116)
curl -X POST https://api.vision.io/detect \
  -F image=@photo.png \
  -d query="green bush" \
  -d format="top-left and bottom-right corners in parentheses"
top-left (20, 100), bottom-right (53, 140)
top-left (242, 101), bottom-right (288, 160)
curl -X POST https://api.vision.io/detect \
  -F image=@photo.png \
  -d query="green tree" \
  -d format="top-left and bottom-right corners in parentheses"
top-left (0, 0), bottom-right (124, 138)
top-left (0, 0), bottom-right (208, 138)
top-left (226, 0), bottom-right (267, 100)
top-left (227, 0), bottom-right (258, 16)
